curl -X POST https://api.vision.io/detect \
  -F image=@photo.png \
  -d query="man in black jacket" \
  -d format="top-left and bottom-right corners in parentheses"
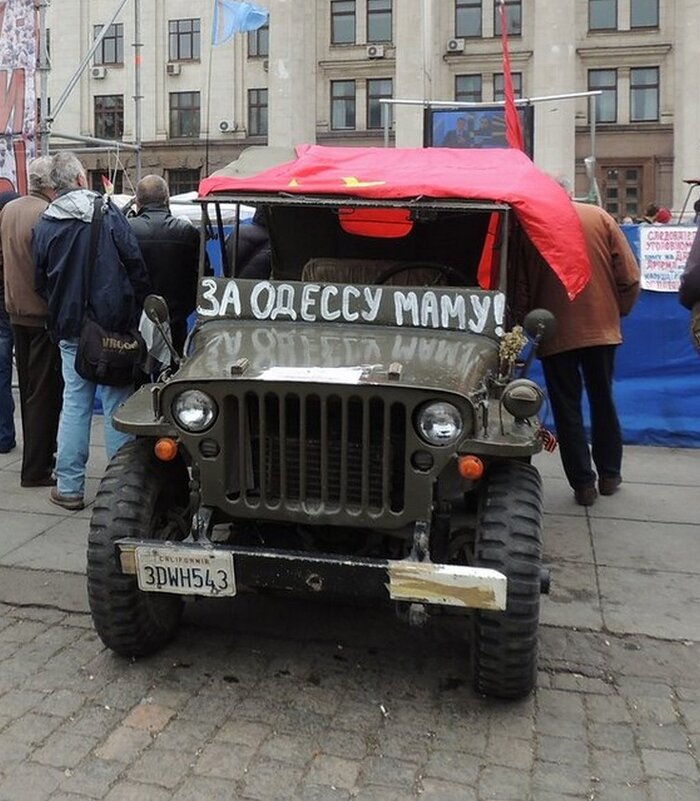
top-left (129, 175), bottom-right (201, 354)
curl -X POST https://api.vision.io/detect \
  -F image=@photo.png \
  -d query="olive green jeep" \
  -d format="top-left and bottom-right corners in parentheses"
top-left (87, 146), bottom-right (559, 699)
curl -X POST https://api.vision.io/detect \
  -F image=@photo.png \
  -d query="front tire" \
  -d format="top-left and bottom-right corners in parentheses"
top-left (472, 461), bottom-right (543, 699)
top-left (87, 439), bottom-right (191, 657)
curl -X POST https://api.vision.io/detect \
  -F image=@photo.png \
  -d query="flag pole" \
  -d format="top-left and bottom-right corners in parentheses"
top-left (499, 0), bottom-right (525, 151)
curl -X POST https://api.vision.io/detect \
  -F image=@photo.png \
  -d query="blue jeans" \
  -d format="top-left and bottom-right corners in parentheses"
top-left (0, 315), bottom-right (15, 451)
top-left (57, 338), bottom-right (134, 497)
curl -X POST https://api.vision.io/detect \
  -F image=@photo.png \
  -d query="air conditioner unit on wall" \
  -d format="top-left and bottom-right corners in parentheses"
top-left (218, 119), bottom-right (237, 133)
top-left (166, 62), bottom-right (181, 76)
top-left (446, 38), bottom-right (465, 54)
top-left (91, 66), bottom-right (107, 79)
top-left (366, 44), bottom-right (385, 59)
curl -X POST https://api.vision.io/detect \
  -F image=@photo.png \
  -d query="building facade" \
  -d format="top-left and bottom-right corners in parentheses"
top-left (44, 0), bottom-right (700, 218)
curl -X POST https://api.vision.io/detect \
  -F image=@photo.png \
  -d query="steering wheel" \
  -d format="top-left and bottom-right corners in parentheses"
top-left (374, 261), bottom-right (466, 286)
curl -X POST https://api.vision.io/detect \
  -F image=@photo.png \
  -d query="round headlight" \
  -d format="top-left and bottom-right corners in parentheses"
top-left (172, 390), bottom-right (218, 432)
top-left (416, 401), bottom-right (463, 446)
top-left (501, 379), bottom-right (544, 419)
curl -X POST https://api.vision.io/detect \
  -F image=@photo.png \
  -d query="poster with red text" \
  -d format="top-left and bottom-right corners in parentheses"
top-left (639, 225), bottom-right (697, 292)
top-left (0, 0), bottom-right (38, 196)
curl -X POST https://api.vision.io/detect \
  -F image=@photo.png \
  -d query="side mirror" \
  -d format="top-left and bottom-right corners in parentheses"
top-left (523, 308), bottom-right (557, 342)
top-left (144, 294), bottom-right (170, 326)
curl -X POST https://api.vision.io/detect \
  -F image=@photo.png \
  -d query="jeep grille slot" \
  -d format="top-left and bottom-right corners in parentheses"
top-left (225, 391), bottom-right (406, 515)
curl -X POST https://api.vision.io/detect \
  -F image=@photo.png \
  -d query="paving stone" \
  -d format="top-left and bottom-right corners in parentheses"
top-left (588, 721), bottom-right (638, 751)
top-left (126, 747), bottom-right (193, 789)
top-left (478, 764), bottom-right (532, 800)
top-left (417, 777), bottom-right (477, 799)
top-left (122, 702), bottom-right (176, 734)
top-left (590, 749), bottom-right (645, 785)
top-left (94, 725), bottom-right (153, 762)
top-left (640, 749), bottom-right (699, 781)
top-left (586, 694), bottom-right (634, 724)
top-left (537, 733), bottom-right (590, 766)
top-left (677, 700), bottom-right (700, 733)
top-left (59, 757), bottom-right (125, 797)
top-left (170, 775), bottom-right (240, 801)
top-left (0, 688), bottom-right (45, 717)
top-left (319, 727), bottom-right (368, 760)
top-left (35, 689), bottom-right (86, 718)
top-left (192, 741), bottom-right (255, 780)
top-left (33, 731), bottom-right (96, 768)
top-left (304, 754), bottom-right (361, 789)
top-left (3, 711), bottom-right (62, 745)
top-left (648, 778), bottom-right (700, 801)
top-left (0, 762), bottom-right (64, 801)
top-left (635, 721), bottom-right (691, 751)
top-left (293, 785), bottom-right (352, 801)
top-left (591, 783), bottom-right (650, 801)
top-left (481, 735), bottom-right (534, 771)
top-left (359, 754), bottom-right (419, 791)
top-left (531, 760), bottom-right (593, 796)
top-left (550, 672), bottom-right (615, 694)
top-left (103, 781), bottom-right (173, 801)
top-left (239, 758), bottom-right (305, 801)
top-left (421, 749), bottom-right (480, 785)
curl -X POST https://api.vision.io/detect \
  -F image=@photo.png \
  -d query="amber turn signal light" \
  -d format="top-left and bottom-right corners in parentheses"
top-left (457, 455), bottom-right (484, 480)
top-left (154, 437), bottom-right (178, 462)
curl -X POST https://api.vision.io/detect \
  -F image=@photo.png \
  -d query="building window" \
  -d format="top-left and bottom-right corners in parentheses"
top-left (331, 0), bottom-right (355, 44)
top-left (494, 0), bottom-right (522, 36)
top-left (589, 0), bottom-right (617, 31)
top-left (248, 22), bottom-right (269, 56)
top-left (169, 19), bottom-right (201, 61)
top-left (367, 78), bottom-right (392, 129)
top-left (94, 95), bottom-right (124, 139)
top-left (603, 167), bottom-right (641, 220)
top-left (93, 23), bottom-right (123, 65)
top-left (167, 168), bottom-right (201, 195)
top-left (367, 0), bottom-right (392, 43)
top-left (455, 74), bottom-right (482, 103)
top-left (631, 0), bottom-right (658, 28)
top-left (456, 0), bottom-right (482, 38)
top-left (169, 91), bottom-right (200, 138)
top-left (248, 88), bottom-right (268, 136)
top-left (331, 80), bottom-right (356, 130)
top-left (494, 72), bottom-right (523, 101)
top-left (630, 67), bottom-right (659, 121)
top-left (588, 69), bottom-right (617, 123)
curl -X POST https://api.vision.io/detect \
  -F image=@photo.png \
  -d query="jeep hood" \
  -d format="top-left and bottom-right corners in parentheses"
top-left (179, 320), bottom-right (498, 397)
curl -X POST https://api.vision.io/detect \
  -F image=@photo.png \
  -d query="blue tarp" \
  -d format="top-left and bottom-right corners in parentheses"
top-left (532, 224), bottom-right (700, 447)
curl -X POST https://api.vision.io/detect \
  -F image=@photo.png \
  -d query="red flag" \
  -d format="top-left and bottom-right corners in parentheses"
top-left (499, 0), bottom-right (525, 151)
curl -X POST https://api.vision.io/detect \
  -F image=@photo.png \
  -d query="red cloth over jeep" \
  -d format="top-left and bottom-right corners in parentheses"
top-left (199, 145), bottom-right (591, 299)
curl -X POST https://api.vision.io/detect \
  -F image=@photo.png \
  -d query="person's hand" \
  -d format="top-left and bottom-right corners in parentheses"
top-left (691, 302), bottom-right (700, 355)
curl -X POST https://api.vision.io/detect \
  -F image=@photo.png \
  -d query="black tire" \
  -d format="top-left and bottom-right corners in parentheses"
top-left (472, 461), bottom-right (543, 699)
top-left (87, 439), bottom-right (191, 657)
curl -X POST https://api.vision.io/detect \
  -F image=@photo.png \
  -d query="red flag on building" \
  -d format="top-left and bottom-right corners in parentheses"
top-left (499, 0), bottom-right (525, 151)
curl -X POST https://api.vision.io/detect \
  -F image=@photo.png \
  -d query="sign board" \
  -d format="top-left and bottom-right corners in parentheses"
top-left (639, 225), bottom-right (697, 292)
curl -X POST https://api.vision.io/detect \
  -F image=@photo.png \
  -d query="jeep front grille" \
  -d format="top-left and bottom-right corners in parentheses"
top-left (225, 392), bottom-right (406, 516)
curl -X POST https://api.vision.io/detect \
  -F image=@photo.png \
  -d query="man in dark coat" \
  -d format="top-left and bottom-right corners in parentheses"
top-left (0, 157), bottom-right (61, 486)
top-left (224, 207), bottom-right (271, 279)
top-left (128, 175), bottom-right (201, 354)
top-left (33, 152), bottom-right (150, 510)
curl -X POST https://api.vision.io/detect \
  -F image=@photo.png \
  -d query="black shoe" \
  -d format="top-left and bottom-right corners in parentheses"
top-left (21, 476), bottom-right (57, 488)
top-left (599, 475), bottom-right (622, 496)
top-left (574, 485), bottom-right (597, 507)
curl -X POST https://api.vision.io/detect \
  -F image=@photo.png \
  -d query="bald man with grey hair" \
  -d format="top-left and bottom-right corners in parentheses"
top-left (129, 173), bottom-right (201, 354)
top-left (0, 155), bottom-right (62, 487)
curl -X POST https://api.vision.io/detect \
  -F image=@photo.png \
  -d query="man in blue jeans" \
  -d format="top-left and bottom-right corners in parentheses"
top-left (33, 153), bottom-right (150, 510)
top-left (0, 190), bottom-right (20, 453)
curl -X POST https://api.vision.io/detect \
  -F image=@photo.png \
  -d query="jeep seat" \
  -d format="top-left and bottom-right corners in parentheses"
top-left (300, 258), bottom-right (448, 286)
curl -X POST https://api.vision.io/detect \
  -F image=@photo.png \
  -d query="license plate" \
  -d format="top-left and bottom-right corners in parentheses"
top-left (134, 546), bottom-right (236, 597)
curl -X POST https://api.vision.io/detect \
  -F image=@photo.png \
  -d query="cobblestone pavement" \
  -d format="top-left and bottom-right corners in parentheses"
top-left (0, 590), bottom-right (698, 801)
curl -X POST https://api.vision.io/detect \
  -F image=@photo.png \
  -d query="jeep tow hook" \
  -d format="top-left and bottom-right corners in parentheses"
top-left (540, 567), bottom-right (551, 595)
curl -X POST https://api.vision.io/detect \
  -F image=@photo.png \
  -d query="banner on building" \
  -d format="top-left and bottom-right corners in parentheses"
top-left (0, 0), bottom-right (38, 195)
top-left (639, 225), bottom-right (697, 292)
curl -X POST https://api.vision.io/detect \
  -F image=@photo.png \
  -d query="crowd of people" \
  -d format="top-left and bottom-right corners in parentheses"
top-left (0, 152), bottom-right (201, 510)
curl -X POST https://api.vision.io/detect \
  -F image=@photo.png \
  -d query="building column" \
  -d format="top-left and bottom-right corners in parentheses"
top-left (531, 0), bottom-right (577, 180)
top-left (267, 0), bottom-right (317, 147)
top-left (672, 1), bottom-right (700, 212)
top-left (394, 0), bottom-right (435, 147)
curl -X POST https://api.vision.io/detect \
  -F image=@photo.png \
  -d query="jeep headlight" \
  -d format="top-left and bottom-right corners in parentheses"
top-left (172, 390), bottom-right (218, 432)
top-left (416, 401), bottom-right (463, 446)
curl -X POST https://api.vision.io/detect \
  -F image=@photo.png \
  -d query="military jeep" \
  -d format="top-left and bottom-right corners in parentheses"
top-left (87, 145), bottom-right (586, 700)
